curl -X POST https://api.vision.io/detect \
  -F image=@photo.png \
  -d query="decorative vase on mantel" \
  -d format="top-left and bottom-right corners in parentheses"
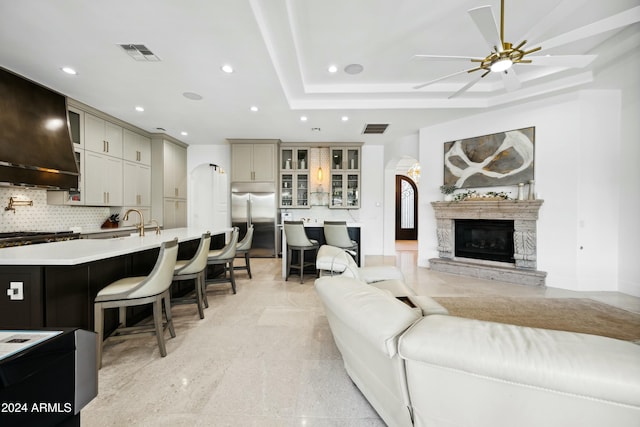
top-left (444, 194), bottom-right (454, 202)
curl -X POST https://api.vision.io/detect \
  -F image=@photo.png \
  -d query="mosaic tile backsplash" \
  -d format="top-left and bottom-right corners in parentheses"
top-left (0, 188), bottom-right (111, 233)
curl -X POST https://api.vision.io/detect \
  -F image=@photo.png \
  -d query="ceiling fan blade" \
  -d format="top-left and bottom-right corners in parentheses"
top-left (468, 5), bottom-right (503, 51)
top-left (413, 68), bottom-right (476, 90)
top-left (527, 54), bottom-right (597, 68)
top-left (412, 54), bottom-right (483, 61)
top-left (519, 0), bottom-right (590, 45)
top-left (448, 73), bottom-right (486, 99)
top-left (501, 68), bottom-right (521, 92)
top-left (538, 6), bottom-right (640, 51)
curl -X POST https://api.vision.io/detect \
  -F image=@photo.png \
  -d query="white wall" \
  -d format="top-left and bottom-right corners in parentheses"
top-left (360, 145), bottom-right (385, 258)
top-left (383, 133), bottom-right (419, 256)
top-left (418, 89), bottom-right (633, 294)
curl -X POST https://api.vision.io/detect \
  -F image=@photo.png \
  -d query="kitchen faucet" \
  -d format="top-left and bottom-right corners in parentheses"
top-left (150, 219), bottom-right (161, 235)
top-left (123, 209), bottom-right (145, 236)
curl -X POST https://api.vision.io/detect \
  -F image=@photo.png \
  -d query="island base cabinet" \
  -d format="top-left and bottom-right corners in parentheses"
top-left (0, 267), bottom-right (43, 329)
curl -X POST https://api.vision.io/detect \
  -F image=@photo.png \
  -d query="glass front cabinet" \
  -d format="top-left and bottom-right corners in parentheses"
top-left (330, 147), bottom-right (360, 209)
top-left (280, 147), bottom-right (310, 208)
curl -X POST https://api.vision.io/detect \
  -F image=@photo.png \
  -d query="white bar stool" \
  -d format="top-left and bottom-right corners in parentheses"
top-left (94, 238), bottom-right (179, 368)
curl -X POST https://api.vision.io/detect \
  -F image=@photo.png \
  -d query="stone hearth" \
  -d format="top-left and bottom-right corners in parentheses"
top-left (430, 200), bottom-right (547, 286)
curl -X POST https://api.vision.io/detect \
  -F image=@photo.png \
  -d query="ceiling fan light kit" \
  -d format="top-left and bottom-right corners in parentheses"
top-left (412, 0), bottom-right (598, 98)
top-left (490, 58), bottom-right (512, 73)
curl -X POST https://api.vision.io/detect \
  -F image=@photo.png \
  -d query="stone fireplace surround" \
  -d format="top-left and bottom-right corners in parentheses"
top-left (430, 200), bottom-right (547, 286)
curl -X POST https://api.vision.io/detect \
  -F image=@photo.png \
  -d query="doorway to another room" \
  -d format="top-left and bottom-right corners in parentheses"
top-left (395, 175), bottom-right (418, 242)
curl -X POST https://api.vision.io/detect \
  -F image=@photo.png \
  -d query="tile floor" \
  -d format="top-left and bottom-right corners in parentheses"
top-left (82, 242), bottom-right (640, 426)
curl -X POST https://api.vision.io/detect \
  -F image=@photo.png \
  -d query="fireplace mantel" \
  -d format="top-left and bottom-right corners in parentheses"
top-left (430, 200), bottom-right (546, 286)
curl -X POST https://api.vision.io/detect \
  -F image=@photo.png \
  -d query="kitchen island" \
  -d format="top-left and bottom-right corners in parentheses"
top-left (0, 227), bottom-right (230, 330)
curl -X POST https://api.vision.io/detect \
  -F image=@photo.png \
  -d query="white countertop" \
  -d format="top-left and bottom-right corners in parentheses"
top-left (0, 227), bottom-right (231, 266)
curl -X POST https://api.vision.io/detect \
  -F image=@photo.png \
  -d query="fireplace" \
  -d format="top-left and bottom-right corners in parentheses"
top-left (430, 200), bottom-right (546, 286)
top-left (455, 219), bottom-right (514, 263)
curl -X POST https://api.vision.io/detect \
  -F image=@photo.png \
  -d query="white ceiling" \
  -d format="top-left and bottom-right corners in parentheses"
top-left (1, 0), bottom-right (638, 146)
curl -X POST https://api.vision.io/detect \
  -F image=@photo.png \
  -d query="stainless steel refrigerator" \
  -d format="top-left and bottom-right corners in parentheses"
top-left (231, 182), bottom-right (277, 257)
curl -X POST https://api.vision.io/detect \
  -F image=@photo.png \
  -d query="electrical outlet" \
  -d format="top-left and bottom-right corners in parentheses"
top-left (7, 282), bottom-right (24, 300)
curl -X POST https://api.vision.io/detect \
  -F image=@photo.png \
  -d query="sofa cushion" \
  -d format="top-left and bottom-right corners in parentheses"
top-left (399, 315), bottom-right (640, 407)
top-left (315, 276), bottom-right (420, 357)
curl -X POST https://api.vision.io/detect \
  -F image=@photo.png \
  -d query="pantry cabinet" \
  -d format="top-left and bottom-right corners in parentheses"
top-left (151, 137), bottom-right (188, 228)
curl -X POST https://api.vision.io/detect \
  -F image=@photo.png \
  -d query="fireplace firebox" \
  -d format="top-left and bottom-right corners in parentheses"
top-left (454, 219), bottom-right (514, 263)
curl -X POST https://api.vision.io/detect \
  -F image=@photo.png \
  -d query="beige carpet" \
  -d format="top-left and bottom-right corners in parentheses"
top-left (432, 297), bottom-right (640, 342)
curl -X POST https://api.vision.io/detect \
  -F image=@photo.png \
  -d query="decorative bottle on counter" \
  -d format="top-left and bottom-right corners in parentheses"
top-left (528, 180), bottom-right (536, 200)
top-left (517, 183), bottom-right (525, 200)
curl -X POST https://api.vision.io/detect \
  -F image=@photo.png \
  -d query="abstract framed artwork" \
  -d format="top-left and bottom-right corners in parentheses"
top-left (443, 127), bottom-right (535, 188)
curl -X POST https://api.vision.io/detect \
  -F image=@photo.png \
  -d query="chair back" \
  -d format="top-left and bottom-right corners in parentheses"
top-left (284, 221), bottom-right (314, 247)
top-left (176, 232), bottom-right (211, 275)
top-left (237, 225), bottom-right (254, 251)
top-left (333, 247), bottom-right (361, 280)
top-left (128, 239), bottom-right (179, 298)
top-left (213, 227), bottom-right (239, 259)
top-left (323, 221), bottom-right (354, 248)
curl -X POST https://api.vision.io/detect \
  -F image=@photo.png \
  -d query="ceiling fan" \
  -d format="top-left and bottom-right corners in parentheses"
top-left (412, 0), bottom-right (602, 98)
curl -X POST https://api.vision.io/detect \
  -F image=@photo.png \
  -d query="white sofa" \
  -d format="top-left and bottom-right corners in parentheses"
top-left (315, 275), bottom-right (640, 427)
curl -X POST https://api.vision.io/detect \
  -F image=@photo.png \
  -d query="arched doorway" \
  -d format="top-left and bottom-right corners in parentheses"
top-left (395, 175), bottom-right (418, 240)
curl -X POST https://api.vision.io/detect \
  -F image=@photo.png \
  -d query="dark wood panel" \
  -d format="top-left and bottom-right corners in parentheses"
top-left (0, 266), bottom-right (43, 329)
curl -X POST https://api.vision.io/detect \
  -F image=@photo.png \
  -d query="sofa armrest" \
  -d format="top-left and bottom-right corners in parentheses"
top-left (399, 315), bottom-right (640, 407)
top-left (406, 295), bottom-right (449, 316)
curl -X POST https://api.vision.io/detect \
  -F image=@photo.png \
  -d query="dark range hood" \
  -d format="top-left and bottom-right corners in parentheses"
top-left (0, 67), bottom-right (79, 190)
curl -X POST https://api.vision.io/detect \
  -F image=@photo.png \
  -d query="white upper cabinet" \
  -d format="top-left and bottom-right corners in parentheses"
top-left (123, 129), bottom-right (151, 165)
top-left (85, 113), bottom-right (123, 158)
top-left (230, 140), bottom-right (278, 183)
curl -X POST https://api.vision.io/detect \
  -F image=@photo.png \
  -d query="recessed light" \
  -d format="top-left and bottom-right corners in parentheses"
top-left (61, 67), bottom-right (77, 75)
top-left (135, 106), bottom-right (144, 112)
top-left (183, 92), bottom-right (203, 100)
top-left (300, 116), bottom-right (308, 122)
top-left (344, 63), bottom-right (364, 75)
top-left (181, 131), bottom-right (188, 136)
top-left (341, 116), bottom-right (349, 122)
top-left (221, 64), bottom-right (234, 73)
top-left (250, 106), bottom-right (259, 112)
top-left (328, 65), bottom-right (338, 73)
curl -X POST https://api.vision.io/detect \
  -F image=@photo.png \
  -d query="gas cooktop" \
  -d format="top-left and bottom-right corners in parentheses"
top-left (0, 231), bottom-right (80, 248)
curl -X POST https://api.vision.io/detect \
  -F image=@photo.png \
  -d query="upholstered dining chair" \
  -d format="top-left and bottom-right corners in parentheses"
top-left (94, 238), bottom-right (179, 369)
top-left (171, 232), bottom-right (211, 319)
top-left (205, 227), bottom-right (239, 303)
top-left (234, 225), bottom-right (254, 278)
top-left (323, 221), bottom-right (359, 265)
top-left (283, 221), bottom-right (320, 283)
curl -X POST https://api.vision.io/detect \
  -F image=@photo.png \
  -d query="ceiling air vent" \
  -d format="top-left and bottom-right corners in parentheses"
top-left (119, 44), bottom-right (160, 61)
top-left (362, 124), bottom-right (389, 134)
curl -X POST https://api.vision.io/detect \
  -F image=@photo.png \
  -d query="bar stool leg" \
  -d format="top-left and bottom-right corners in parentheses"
top-left (299, 248), bottom-right (304, 283)
top-left (94, 303), bottom-right (104, 369)
top-left (153, 297), bottom-right (167, 357)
